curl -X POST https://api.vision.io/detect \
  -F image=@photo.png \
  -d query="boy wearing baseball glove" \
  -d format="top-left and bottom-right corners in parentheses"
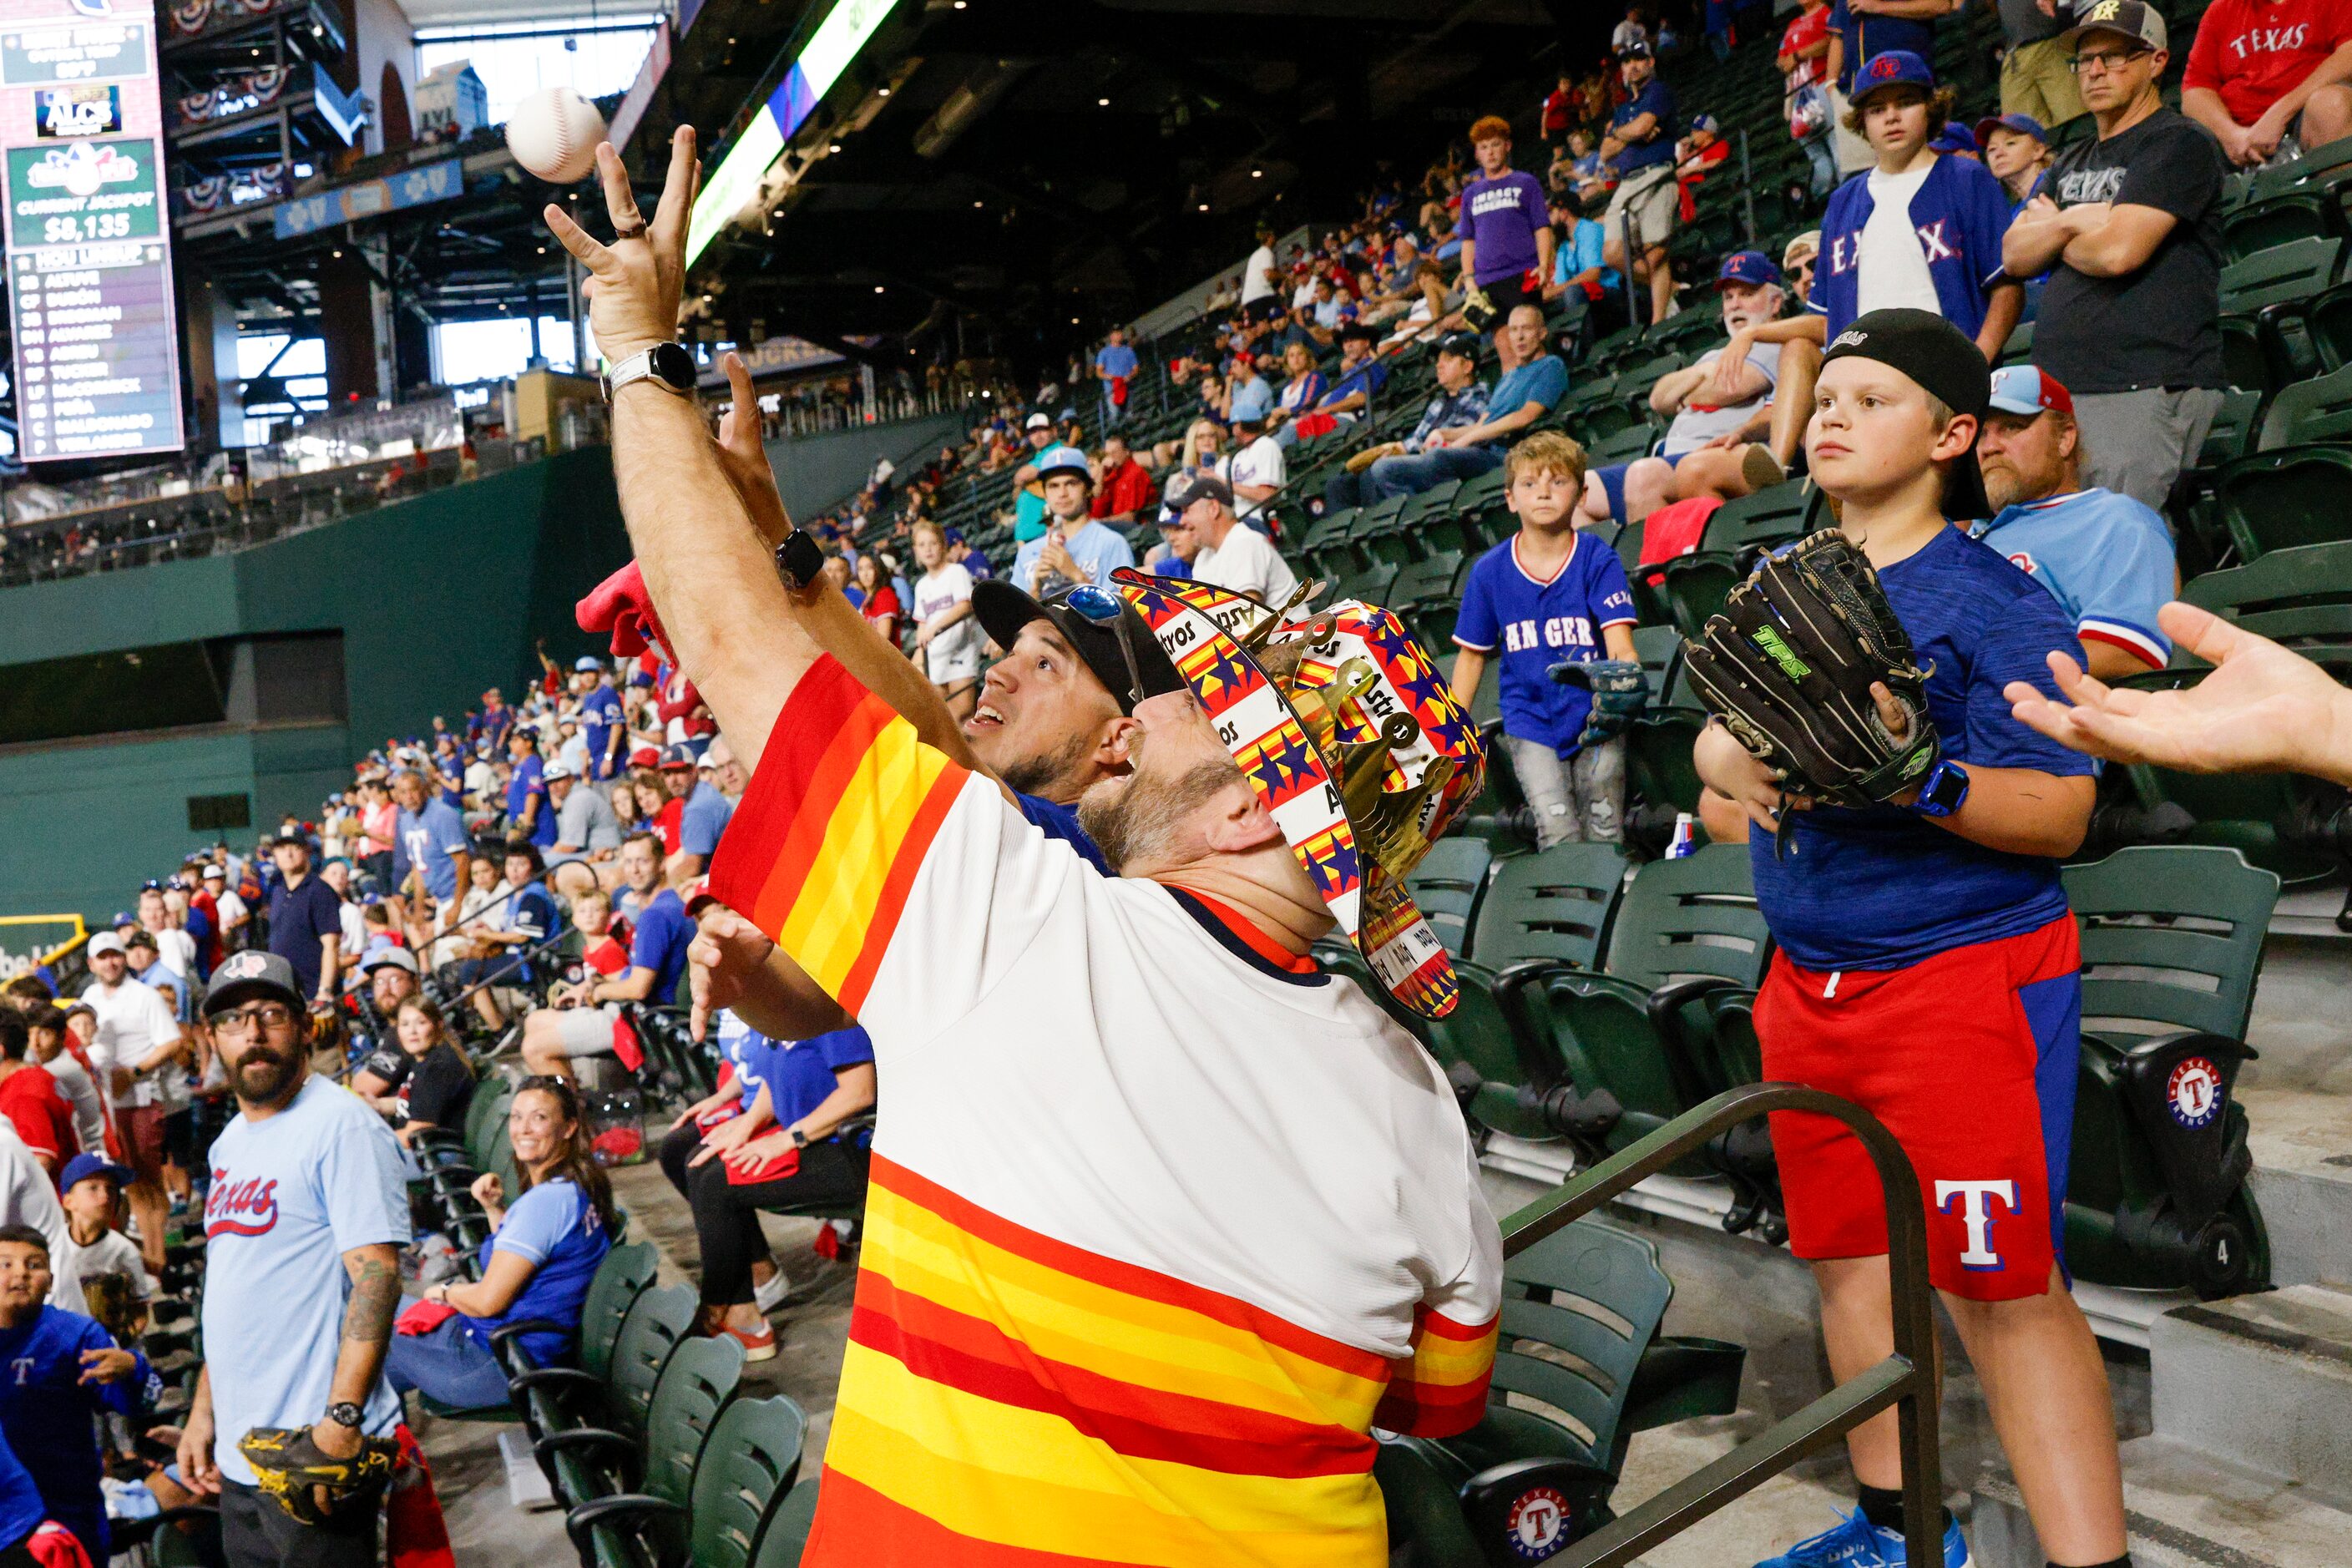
top-left (1690, 310), bottom-right (2130, 1568)
top-left (1450, 432), bottom-right (1643, 847)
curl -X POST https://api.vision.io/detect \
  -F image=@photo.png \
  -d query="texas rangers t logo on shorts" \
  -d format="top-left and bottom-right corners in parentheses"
top-left (2167, 1056), bottom-right (2223, 1129)
top-left (1935, 1179), bottom-right (2018, 1271)
top-left (1507, 1485), bottom-right (1573, 1560)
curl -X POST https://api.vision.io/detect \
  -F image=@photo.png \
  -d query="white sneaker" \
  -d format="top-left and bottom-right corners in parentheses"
top-left (754, 1267), bottom-right (790, 1314)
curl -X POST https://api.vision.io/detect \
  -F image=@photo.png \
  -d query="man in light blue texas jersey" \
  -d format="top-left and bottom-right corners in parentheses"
top-left (180, 950), bottom-right (410, 1568)
top-left (1970, 365), bottom-right (2177, 680)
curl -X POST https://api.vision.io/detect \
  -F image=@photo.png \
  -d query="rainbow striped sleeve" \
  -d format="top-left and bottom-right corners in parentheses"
top-left (1371, 1303), bottom-right (1499, 1439)
top-left (706, 655), bottom-right (970, 1015)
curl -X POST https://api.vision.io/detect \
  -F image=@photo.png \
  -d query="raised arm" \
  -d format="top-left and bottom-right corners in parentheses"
top-left (545, 130), bottom-right (820, 763)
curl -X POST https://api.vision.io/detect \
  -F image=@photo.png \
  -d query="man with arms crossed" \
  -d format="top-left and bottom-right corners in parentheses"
top-left (177, 951), bottom-right (408, 1568)
top-left (550, 129), bottom-right (1503, 1567)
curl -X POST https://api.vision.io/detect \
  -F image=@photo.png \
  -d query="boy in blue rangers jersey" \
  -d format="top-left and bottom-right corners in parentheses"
top-left (0, 1225), bottom-right (158, 1561)
top-left (1694, 311), bottom-right (2130, 1568)
top-left (1451, 433), bottom-right (1639, 847)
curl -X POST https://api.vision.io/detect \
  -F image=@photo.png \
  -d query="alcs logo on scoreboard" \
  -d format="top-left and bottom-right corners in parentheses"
top-left (35, 85), bottom-right (121, 139)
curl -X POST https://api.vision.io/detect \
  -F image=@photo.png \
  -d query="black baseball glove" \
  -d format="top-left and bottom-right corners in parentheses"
top-left (1678, 531), bottom-right (1939, 808)
top-left (239, 1425), bottom-right (398, 1525)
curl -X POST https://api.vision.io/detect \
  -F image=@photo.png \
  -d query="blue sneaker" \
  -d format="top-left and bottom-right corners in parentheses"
top-left (1753, 1508), bottom-right (1974, 1568)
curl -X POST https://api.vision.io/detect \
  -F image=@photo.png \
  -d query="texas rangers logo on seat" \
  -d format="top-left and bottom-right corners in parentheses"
top-left (2167, 1055), bottom-right (2223, 1129)
top-left (1507, 1485), bottom-right (1574, 1560)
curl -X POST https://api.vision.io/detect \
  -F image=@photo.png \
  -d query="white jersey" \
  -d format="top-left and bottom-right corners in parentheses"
top-left (704, 661), bottom-right (1500, 1564)
top-left (912, 563), bottom-right (979, 681)
top-left (1193, 522), bottom-right (1301, 605)
top-left (82, 979), bottom-right (180, 1109)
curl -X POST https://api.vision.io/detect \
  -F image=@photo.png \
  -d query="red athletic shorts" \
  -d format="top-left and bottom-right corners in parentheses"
top-left (1755, 914), bottom-right (2081, 1302)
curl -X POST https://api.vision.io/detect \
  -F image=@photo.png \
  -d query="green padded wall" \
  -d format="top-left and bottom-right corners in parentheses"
top-left (0, 448), bottom-right (631, 922)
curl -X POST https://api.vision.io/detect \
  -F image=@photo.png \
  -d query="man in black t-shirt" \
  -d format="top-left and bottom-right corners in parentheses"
top-left (2000, 0), bottom-right (2227, 512)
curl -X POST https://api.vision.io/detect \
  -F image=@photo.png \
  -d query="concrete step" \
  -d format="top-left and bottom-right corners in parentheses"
top-left (1971, 1437), bottom-right (2352, 1568)
top-left (2240, 1088), bottom-right (2352, 1290)
top-left (2150, 1283), bottom-right (2352, 1502)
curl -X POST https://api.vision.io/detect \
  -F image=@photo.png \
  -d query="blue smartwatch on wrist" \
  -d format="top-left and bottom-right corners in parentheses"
top-left (1908, 758), bottom-right (1969, 819)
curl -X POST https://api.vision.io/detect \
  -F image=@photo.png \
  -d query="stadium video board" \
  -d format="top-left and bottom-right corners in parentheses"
top-left (0, 0), bottom-right (185, 462)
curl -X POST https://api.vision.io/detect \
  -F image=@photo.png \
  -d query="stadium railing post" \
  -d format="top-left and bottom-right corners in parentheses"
top-left (1498, 1083), bottom-right (1942, 1568)
top-left (1739, 128), bottom-right (1759, 244)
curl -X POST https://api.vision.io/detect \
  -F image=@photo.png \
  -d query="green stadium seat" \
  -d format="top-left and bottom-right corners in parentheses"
top-left (428, 1233), bottom-right (658, 1426)
top-left (1495, 847), bottom-right (1770, 1174)
top-left (2183, 538), bottom-right (2352, 654)
top-left (1378, 1219), bottom-right (1745, 1566)
top-left (1470, 843), bottom-right (1631, 972)
top-left (1298, 506), bottom-right (1363, 579)
top-left (541, 1302), bottom-right (736, 1517)
top-left (2213, 443), bottom-right (2352, 559)
top-left (564, 1336), bottom-right (746, 1566)
top-left (1998, 319), bottom-right (2036, 367)
top-left (2218, 237), bottom-right (2341, 392)
top-left (2310, 278), bottom-right (2352, 371)
top-left (583, 1393), bottom-right (811, 1568)
top-left (2059, 847), bottom-right (2279, 1297)
top-left (1331, 560), bottom-right (1400, 607)
top-left (2257, 360), bottom-right (2352, 448)
top-left (2219, 136), bottom-right (2352, 262)
top-left (1623, 707), bottom-right (1709, 823)
top-left (753, 1477), bottom-right (823, 1568)
top-left (1389, 550), bottom-right (1466, 617)
top-left (1697, 478), bottom-right (1818, 559)
top-left (519, 1283), bottom-right (697, 1501)
top-left (1657, 551), bottom-right (1743, 637)
top-left (1630, 624), bottom-right (1683, 704)
top-left (1406, 837), bottom-right (1497, 959)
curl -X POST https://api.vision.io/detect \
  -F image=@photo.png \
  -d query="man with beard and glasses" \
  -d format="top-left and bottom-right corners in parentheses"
top-left (550, 129), bottom-right (1503, 1565)
top-left (176, 952), bottom-right (408, 1568)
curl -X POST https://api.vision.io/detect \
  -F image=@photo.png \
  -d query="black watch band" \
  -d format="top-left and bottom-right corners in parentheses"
top-left (774, 530), bottom-right (824, 590)
top-left (790, 1127), bottom-right (809, 1150)
top-left (326, 1401), bottom-right (364, 1429)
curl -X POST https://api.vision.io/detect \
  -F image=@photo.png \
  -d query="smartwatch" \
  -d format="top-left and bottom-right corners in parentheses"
top-left (774, 530), bottom-right (825, 590)
top-left (1907, 758), bottom-right (1970, 819)
top-left (326, 1401), bottom-right (365, 1429)
top-left (789, 1127), bottom-right (809, 1151)
top-left (600, 342), bottom-right (697, 402)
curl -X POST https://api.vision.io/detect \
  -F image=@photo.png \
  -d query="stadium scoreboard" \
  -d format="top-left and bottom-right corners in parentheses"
top-left (0, 0), bottom-right (184, 462)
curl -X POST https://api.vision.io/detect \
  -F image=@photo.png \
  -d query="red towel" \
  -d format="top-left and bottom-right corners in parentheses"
top-left (576, 561), bottom-right (675, 665)
top-left (395, 1300), bottom-right (460, 1337)
top-left (387, 1424), bottom-right (456, 1568)
top-left (725, 1142), bottom-right (801, 1186)
top-left (610, 1009), bottom-right (645, 1073)
top-left (26, 1521), bottom-right (92, 1568)
top-left (1110, 374), bottom-right (1130, 407)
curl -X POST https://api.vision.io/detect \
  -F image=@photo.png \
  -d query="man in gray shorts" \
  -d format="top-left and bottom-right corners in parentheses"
top-left (520, 832), bottom-right (695, 1080)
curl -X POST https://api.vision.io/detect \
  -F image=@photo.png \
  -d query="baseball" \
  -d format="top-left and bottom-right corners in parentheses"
top-left (505, 86), bottom-right (607, 184)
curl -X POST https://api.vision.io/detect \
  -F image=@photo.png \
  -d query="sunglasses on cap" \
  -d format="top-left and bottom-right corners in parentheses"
top-left (1063, 584), bottom-right (1150, 709)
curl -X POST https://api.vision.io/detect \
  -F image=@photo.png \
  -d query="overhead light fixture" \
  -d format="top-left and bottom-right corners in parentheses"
top-left (1252, 168), bottom-right (1262, 178)
top-left (878, 87), bottom-right (889, 96)
top-left (830, 141), bottom-right (842, 152)
top-left (1070, 316), bottom-right (1079, 324)
top-left (1097, 98), bottom-right (1110, 107)
top-left (973, 199), bottom-right (983, 207)
top-left (1198, 203), bottom-right (1209, 211)
top-left (874, 284), bottom-right (885, 292)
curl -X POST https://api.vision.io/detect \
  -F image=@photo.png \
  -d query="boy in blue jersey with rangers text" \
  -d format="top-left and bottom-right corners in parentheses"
top-left (1694, 311), bottom-right (2132, 1568)
top-left (1451, 432), bottom-right (1639, 847)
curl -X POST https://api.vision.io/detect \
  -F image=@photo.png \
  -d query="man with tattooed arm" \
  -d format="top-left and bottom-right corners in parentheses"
top-left (175, 949), bottom-right (411, 1568)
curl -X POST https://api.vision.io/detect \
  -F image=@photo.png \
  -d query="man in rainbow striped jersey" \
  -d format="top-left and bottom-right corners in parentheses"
top-left (549, 125), bottom-right (1505, 1568)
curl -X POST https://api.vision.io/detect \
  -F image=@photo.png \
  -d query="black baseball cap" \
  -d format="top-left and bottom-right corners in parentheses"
top-left (1163, 471), bottom-right (1234, 513)
top-left (1435, 331), bottom-right (1482, 360)
top-left (971, 580), bottom-right (1183, 715)
top-left (1819, 308), bottom-right (1992, 519)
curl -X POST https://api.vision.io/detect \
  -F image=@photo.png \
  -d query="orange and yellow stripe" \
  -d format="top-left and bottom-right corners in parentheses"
top-left (801, 1157), bottom-right (1497, 1566)
top-left (706, 655), bottom-right (969, 1013)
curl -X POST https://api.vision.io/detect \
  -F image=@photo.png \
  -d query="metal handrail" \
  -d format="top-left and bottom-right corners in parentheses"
top-left (1498, 1082), bottom-right (1941, 1568)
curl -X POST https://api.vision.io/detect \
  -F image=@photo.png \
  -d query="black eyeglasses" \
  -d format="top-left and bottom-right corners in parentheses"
top-left (2069, 45), bottom-right (2151, 73)
top-left (1063, 585), bottom-right (1150, 709)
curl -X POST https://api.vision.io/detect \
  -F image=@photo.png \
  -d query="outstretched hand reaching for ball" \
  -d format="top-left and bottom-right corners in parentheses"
top-left (2004, 602), bottom-right (2352, 785)
top-left (542, 125), bottom-right (700, 366)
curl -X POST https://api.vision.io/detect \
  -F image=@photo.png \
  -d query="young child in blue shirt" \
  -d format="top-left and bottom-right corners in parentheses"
top-left (1449, 432), bottom-right (1639, 846)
